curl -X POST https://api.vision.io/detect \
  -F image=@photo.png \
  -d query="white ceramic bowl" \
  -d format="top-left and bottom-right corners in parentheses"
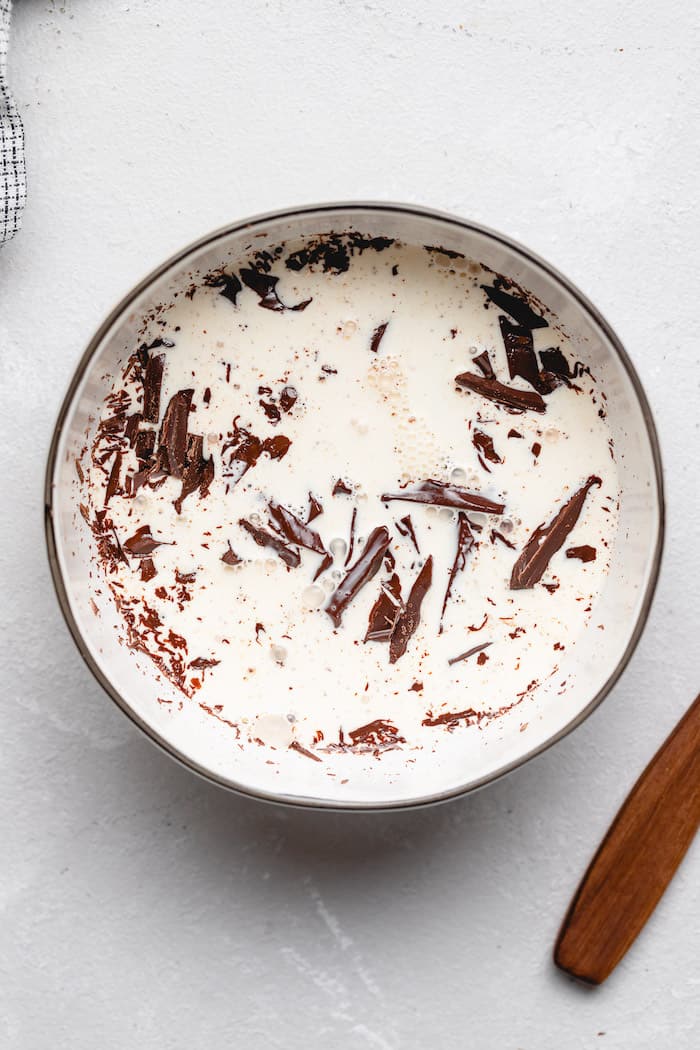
top-left (45, 203), bottom-right (664, 809)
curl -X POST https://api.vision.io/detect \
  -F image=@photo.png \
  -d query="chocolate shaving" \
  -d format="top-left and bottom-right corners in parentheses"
top-left (259, 399), bottom-right (281, 424)
top-left (142, 354), bottom-right (165, 423)
top-left (203, 387), bottom-right (211, 405)
top-left (238, 518), bottom-right (301, 568)
top-left (455, 371), bottom-right (546, 413)
top-left (307, 492), bottom-right (323, 522)
top-left (370, 322), bottom-right (389, 352)
top-left (448, 641), bottom-right (492, 666)
top-left (395, 515), bottom-right (420, 553)
top-left (540, 347), bottom-right (572, 379)
top-left (326, 526), bottom-right (391, 628)
top-left (499, 317), bottom-right (552, 393)
top-left (268, 502), bottom-right (326, 554)
top-left (262, 434), bottom-right (292, 461)
top-left (532, 442), bottom-right (542, 460)
top-left (348, 719), bottom-right (405, 747)
top-left (481, 282), bottom-right (548, 329)
top-left (510, 476), bottom-right (602, 589)
top-left (382, 479), bottom-right (504, 515)
top-left (473, 429), bottom-right (502, 468)
top-left (134, 429), bottom-right (156, 464)
top-left (289, 740), bottom-right (322, 763)
top-left (104, 451), bottom-right (122, 505)
top-left (190, 657), bottom-right (221, 670)
top-left (566, 544), bottom-right (597, 563)
top-left (279, 386), bottom-right (298, 413)
top-left (312, 552), bottom-right (333, 582)
top-left (332, 478), bottom-right (353, 496)
top-left (159, 389), bottom-right (193, 478)
top-left (389, 557), bottom-right (432, 664)
top-left (223, 419), bottom-right (291, 479)
top-left (440, 514), bottom-right (475, 632)
top-left (473, 350), bottom-right (495, 379)
top-left (124, 525), bottom-right (168, 558)
top-left (490, 529), bottom-right (516, 550)
top-left (240, 268), bottom-right (312, 312)
top-left (345, 507), bottom-right (358, 566)
top-left (205, 272), bottom-right (243, 306)
top-left (124, 413), bottom-right (142, 446)
top-left (221, 542), bottom-right (242, 566)
top-left (173, 433), bottom-right (214, 514)
top-left (365, 570), bottom-right (403, 643)
top-left (422, 708), bottom-right (484, 729)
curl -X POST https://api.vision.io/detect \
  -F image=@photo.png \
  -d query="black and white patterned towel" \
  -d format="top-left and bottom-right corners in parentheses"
top-left (1, 0), bottom-right (25, 243)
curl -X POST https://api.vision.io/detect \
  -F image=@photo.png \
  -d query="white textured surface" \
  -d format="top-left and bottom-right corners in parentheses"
top-left (1, 2), bottom-right (698, 1047)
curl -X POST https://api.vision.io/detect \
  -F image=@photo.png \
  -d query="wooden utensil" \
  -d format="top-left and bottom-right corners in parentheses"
top-left (554, 693), bottom-right (700, 984)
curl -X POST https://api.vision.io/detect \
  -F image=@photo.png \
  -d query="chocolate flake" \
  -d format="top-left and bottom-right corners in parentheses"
top-left (345, 507), bottom-right (358, 566)
top-left (240, 268), bottom-right (312, 313)
top-left (159, 389), bottom-right (193, 477)
top-left (221, 542), bottom-right (242, 566)
top-left (448, 641), bottom-right (492, 666)
top-left (531, 442), bottom-right (542, 460)
top-left (473, 429), bottom-right (502, 468)
top-left (540, 347), bottom-right (572, 379)
top-left (490, 529), bottom-right (516, 550)
top-left (566, 544), bottom-right (597, 563)
top-left (262, 434), bottom-right (291, 461)
top-left (307, 492), bottom-right (323, 522)
top-left (104, 451), bottom-right (122, 505)
top-left (370, 322), bottom-right (389, 353)
top-left (348, 719), bottom-right (405, 747)
top-left (440, 514), bottom-right (475, 631)
top-left (473, 350), bottom-right (495, 379)
top-left (312, 552), bottom-right (334, 582)
top-left (134, 429), bottom-right (156, 464)
top-left (395, 515), bottom-right (420, 553)
top-left (382, 479), bottom-right (504, 515)
top-left (332, 478), bottom-right (353, 496)
top-left (140, 558), bottom-right (157, 582)
top-left (389, 556), bottom-right (433, 664)
top-left (326, 526), bottom-right (391, 628)
top-left (365, 570), bottom-right (403, 643)
top-left (508, 428), bottom-right (523, 439)
top-left (205, 272), bottom-right (243, 306)
top-left (289, 739), bottom-right (322, 762)
top-left (173, 433), bottom-right (214, 514)
top-left (510, 476), bottom-right (602, 589)
top-left (190, 656), bottom-right (221, 670)
top-left (124, 525), bottom-right (168, 558)
top-left (481, 282), bottom-right (548, 329)
top-left (455, 371), bottom-right (546, 414)
top-left (259, 399), bottom-right (281, 424)
top-left (142, 354), bottom-right (165, 423)
top-left (268, 502), bottom-right (326, 554)
top-left (499, 317), bottom-right (552, 393)
top-left (239, 518), bottom-right (301, 568)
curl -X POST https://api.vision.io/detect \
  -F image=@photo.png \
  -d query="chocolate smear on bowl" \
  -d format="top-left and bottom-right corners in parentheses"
top-left (142, 353), bottom-right (165, 423)
top-left (268, 502), bottom-right (326, 554)
top-left (448, 641), bottom-right (492, 666)
top-left (365, 568), bottom-right (403, 643)
top-left (455, 370), bottom-right (546, 413)
top-left (221, 542), bottom-right (242, 566)
top-left (566, 544), bottom-right (597, 563)
top-left (440, 514), bottom-right (476, 632)
top-left (473, 349), bottom-right (495, 379)
top-left (124, 525), bottom-right (169, 558)
top-left (370, 322), bottom-right (389, 352)
top-left (306, 492), bottom-right (323, 522)
top-left (239, 518), bottom-right (301, 569)
top-left (159, 389), bottom-right (193, 477)
top-left (424, 245), bottom-right (464, 260)
top-left (395, 514), bottom-right (420, 553)
top-left (510, 476), bottom-right (602, 589)
top-left (382, 479), bottom-right (504, 515)
top-left (326, 526), bottom-right (391, 628)
top-left (389, 556), bottom-right (433, 664)
top-left (481, 282), bottom-right (548, 329)
top-left (240, 267), bottom-right (312, 313)
top-left (205, 271), bottom-right (243, 306)
top-left (472, 429), bottom-right (502, 469)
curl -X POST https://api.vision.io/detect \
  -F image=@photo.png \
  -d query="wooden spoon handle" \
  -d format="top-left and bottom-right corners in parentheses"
top-left (554, 693), bottom-right (700, 985)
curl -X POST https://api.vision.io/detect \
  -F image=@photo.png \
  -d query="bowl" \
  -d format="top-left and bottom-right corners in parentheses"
top-left (45, 202), bottom-right (664, 809)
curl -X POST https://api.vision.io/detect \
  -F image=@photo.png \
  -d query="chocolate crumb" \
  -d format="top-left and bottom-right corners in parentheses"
top-left (566, 544), bottom-right (597, 563)
top-left (370, 322), bottom-right (389, 352)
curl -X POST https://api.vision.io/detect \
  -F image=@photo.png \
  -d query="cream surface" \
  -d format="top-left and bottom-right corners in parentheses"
top-left (80, 241), bottom-right (619, 758)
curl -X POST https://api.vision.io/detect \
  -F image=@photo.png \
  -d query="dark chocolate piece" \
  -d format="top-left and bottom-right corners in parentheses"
top-left (221, 542), bottom-right (242, 566)
top-left (326, 526), bottom-right (391, 628)
top-left (279, 386), bottom-right (298, 413)
top-left (240, 268), bottom-right (312, 312)
top-left (539, 347), bottom-right (572, 378)
top-left (238, 518), bottom-right (301, 568)
top-left (455, 371), bottom-right (546, 413)
top-left (134, 429), bottom-right (156, 465)
top-left (532, 442), bottom-right (542, 460)
top-left (307, 492), bottom-right (323, 522)
top-left (365, 570), bottom-right (403, 643)
top-left (124, 525), bottom-right (168, 558)
top-left (124, 412), bottom-right (142, 447)
top-left (173, 433), bottom-right (213, 515)
top-left (448, 641), bottom-right (492, 666)
top-left (223, 419), bottom-right (291, 478)
top-left (440, 514), bottom-right (475, 631)
top-left (190, 657), bottom-right (221, 670)
top-left (104, 451), bottom-right (122, 505)
top-left (510, 476), bottom-right (602, 589)
top-left (142, 354), bottom-right (165, 423)
top-left (481, 282), bottom-right (548, 329)
top-left (262, 434), bottom-right (291, 461)
top-left (382, 479), bottom-right (504, 515)
top-left (473, 429), bottom-right (502, 467)
top-left (259, 399), bottom-right (281, 424)
top-left (348, 719), bottom-right (405, 747)
top-left (370, 322), bottom-right (389, 352)
top-left (395, 515), bottom-right (420, 553)
top-left (289, 740), bottom-right (322, 762)
top-left (312, 551), bottom-right (333, 582)
top-left (473, 350), bottom-right (495, 379)
top-left (205, 272), bottom-right (243, 306)
top-left (332, 479), bottom-right (353, 496)
top-left (159, 389), bottom-right (193, 478)
top-left (508, 428), bottom-right (523, 439)
top-left (389, 556), bottom-right (433, 664)
top-left (490, 529), bottom-right (516, 550)
top-left (345, 507), bottom-right (358, 566)
top-left (268, 502), bottom-right (326, 554)
top-left (140, 558), bottom-right (157, 582)
top-left (499, 317), bottom-right (547, 392)
top-left (566, 544), bottom-right (597, 563)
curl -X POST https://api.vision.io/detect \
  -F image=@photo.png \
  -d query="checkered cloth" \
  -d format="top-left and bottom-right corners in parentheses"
top-left (1, 0), bottom-right (25, 243)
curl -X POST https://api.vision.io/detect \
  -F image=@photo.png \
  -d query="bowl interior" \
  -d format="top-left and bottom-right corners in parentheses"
top-left (46, 204), bottom-right (662, 807)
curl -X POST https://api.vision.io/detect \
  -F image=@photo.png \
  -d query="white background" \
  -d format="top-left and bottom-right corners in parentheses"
top-left (1, 2), bottom-right (699, 1047)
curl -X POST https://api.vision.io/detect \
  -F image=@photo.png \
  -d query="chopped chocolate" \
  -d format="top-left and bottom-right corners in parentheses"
top-left (312, 551), bottom-right (334, 582)
top-left (332, 478), bottom-right (353, 496)
top-left (365, 570), bottom-right (403, 643)
top-left (262, 434), bottom-right (291, 461)
top-left (395, 515), bottom-right (420, 554)
top-left (124, 412), bottom-right (142, 446)
top-left (320, 364), bottom-right (337, 375)
top-left (279, 386), bottom-right (298, 413)
top-left (124, 525), bottom-right (168, 558)
top-left (473, 429), bottom-right (503, 468)
top-left (259, 399), bottom-right (282, 424)
top-left (238, 518), bottom-right (301, 568)
top-left (158, 389), bottom-right (193, 477)
top-left (173, 433), bottom-right (214, 515)
top-left (510, 476), bottom-right (602, 589)
top-left (140, 558), bottom-right (157, 582)
top-left (382, 479), bottom-right (504, 515)
top-left (370, 322), bottom-right (389, 352)
top-left (268, 502), bottom-right (326, 554)
top-left (285, 234), bottom-right (394, 275)
top-left (389, 556), bottom-right (433, 664)
top-left (440, 514), bottom-right (475, 631)
top-left (326, 526), bottom-right (391, 628)
top-left (490, 529), bottom-right (516, 550)
top-left (455, 370), bottom-right (546, 413)
top-left (473, 349), bottom-right (495, 379)
top-left (221, 542), bottom-right (242, 566)
top-left (508, 428), bottom-right (523, 439)
top-left (134, 429), bottom-right (156, 465)
top-left (448, 641), bottom-right (492, 666)
top-left (289, 739), bottom-right (322, 762)
top-left (306, 492), bottom-right (323, 522)
top-left (203, 387), bottom-right (211, 405)
top-left (481, 282), bottom-right (548, 329)
top-left (531, 442), bottom-right (542, 460)
top-left (499, 317), bottom-right (551, 393)
top-left (104, 451), bottom-right (122, 505)
top-left (539, 347), bottom-right (572, 378)
top-left (222, 419), bottom-right (291, 478)
top-left (240, 267), bottom-right (312, 312)
top-left (542, 581), bottom-right (559, 594)
top-left (142, 353), bottom-right (165, 423)
top-left (566, 544), bottom-right (597, 563)
top-left (205, 271), bottom-right (243, 306)
top-left (175, 569), bottom-right (196, 584)
top-left (348, 719), bottom-right (405, 747)
top-left (345, 507), bottom-right (358, 566)
top-left (190, 657), bottom-right (221, 670)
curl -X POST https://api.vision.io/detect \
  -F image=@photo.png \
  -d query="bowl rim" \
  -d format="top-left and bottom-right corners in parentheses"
top-left (44, 200), bottom-right (665, 811)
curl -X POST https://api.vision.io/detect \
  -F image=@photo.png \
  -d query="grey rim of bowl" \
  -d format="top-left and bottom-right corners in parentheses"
top-left (44, 201), bottom-right (666, 812)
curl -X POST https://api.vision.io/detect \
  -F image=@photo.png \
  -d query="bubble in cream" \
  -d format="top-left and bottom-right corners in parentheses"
top-left (329, 538), bottom-right (347, 561)
top-left (301, 585), bottom-right (326, 611)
